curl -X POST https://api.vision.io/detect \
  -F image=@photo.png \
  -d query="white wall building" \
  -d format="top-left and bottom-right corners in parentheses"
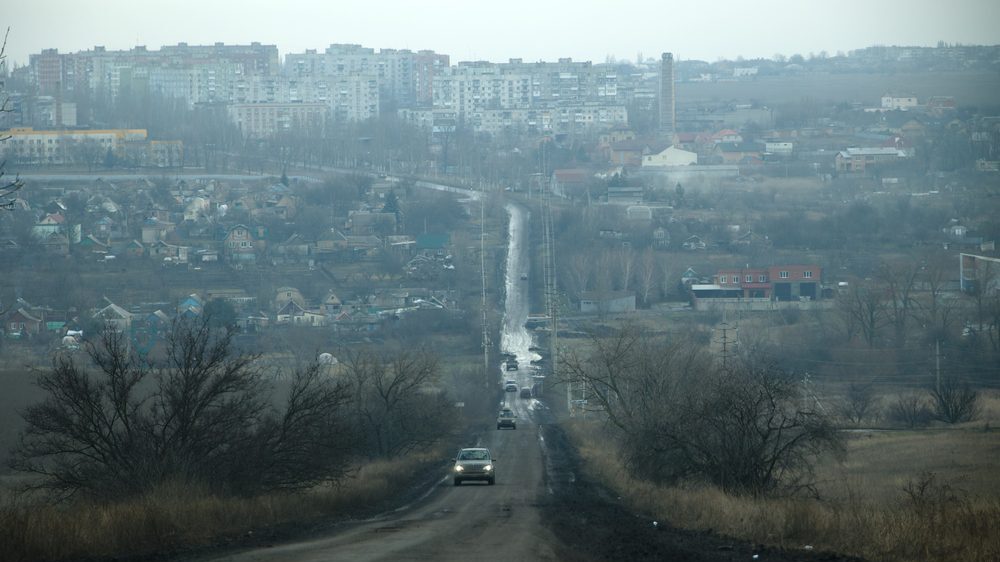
top-left (228, 103), bottom-right (329, 137)
top-left (642, 146), bottom-right (698, 167)
top-left (881, 94), bottom-right (918, 110)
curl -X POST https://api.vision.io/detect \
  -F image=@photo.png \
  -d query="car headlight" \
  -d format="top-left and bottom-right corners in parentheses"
top-left (454, 465), bottom-right (464, 472)
top-left (484, 464), bottom-right (493, 472)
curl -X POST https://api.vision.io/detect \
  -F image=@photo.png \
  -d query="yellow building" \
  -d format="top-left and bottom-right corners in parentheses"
top-left (4, 127), bottom-right (145, 163)
top-left (2, 127), bottom-right (182, 167)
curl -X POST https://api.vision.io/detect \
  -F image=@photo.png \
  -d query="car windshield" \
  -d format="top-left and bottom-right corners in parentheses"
top-left (458, 450), bottom-right (489, 461)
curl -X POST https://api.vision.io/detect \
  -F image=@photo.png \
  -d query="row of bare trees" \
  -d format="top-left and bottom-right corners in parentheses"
top-left (560, 246), bottom-right (678, 307)
top-left (837, 377), bottom-right (981, 428)
top-left (9, 317), bottom-right (455, 500)
top-left (559, 326), bottom-right (841, 496)
top-left (838, 253), bottom-right (999, 351)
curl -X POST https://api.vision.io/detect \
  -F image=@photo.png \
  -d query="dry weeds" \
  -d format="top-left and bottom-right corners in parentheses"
top-left (568, 421), bottom-right (1000, 562)
top-left (0, 450), bottom-right (445, 562)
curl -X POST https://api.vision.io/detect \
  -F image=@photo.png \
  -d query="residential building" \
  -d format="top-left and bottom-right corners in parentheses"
top-left (835, 147), bottom-right (909, 173)
top-left (881, 93), bottom-right (918, 110)
top-left (93, 301), bottom-right (133, 332)
top-left (642, 145), bottom-right (697, 167)
top-left (223, 224), bottom-right (256, 264)
top-left (715, 142), bottom-right (763, 165)
top-left (550, 169), bottom-right (592, 198)
top-left (4, 127), bottom-right (147, 164)
top-left (228, 102), bottom-right (328, 137)
top-left (764, 140), bottom-right (794, 155)
top-left (693, 265), bottom-right (822, 301)
top-left (5, 308), bottom-right (43, 336)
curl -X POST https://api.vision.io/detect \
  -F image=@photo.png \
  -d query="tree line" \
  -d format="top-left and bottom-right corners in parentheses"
top-left (9, 315), bottom-right (457, 500)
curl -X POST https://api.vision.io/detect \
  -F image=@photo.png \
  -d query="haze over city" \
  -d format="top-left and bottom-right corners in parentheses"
top-left (5, 0), bottom-right (1000, 66)
top-left (2, 2), bottom-right (1000, 562)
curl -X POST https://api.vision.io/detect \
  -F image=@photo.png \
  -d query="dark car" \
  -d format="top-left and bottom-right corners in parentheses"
top-left (519, 387), bottom-right (532, 399)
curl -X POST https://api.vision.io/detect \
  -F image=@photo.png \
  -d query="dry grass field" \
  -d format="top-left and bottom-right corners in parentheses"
top-left (567, 396), bottom-right (1000, 562)
top-left (0, 347), bottom-right (50, 474)
top-left (0, 450), bottom-right (448, 562)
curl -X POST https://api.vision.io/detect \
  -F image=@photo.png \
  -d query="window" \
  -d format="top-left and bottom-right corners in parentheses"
top-left (745, 275), bottom-right (753, 283)
top-left (759, 275), bottom-right (766, 283)
top-left (719, 275), bottom-right (727, 283)
top-left (804, 270), bottom-right (813, 278)
top-left (780, 271), bottom-right (789, 279)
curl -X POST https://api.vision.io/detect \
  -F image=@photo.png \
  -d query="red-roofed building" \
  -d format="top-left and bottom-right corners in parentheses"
top-left (608, 139), bottom-right (666, 166)
top-left (711, 129), bottom-right (743, 144)
top-left (550, 169), bottom-right (592, 197)
top-left (697, 264), bottom-right (822, 301)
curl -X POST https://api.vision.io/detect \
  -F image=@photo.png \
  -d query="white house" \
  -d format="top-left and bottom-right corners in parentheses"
top-left (764, 141), bottom-right (794, 155)
top-left (642, 146), bottom-right (697, 168)
top-left (881, 94), bottom-right (918, 111)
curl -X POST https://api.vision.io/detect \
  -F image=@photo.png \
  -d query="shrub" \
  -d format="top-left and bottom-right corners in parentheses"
top-left (886, 393), bottom-right (933, 428)
top-left (929, 375), bottom-right (981, 424)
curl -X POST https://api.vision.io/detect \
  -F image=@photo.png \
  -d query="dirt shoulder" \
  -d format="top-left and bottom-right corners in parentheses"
top-left (538, 422), bottom-right (862, 562)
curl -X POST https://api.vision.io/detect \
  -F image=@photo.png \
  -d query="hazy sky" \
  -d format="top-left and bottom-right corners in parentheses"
top-left (4, 0), bottom-right (999, 67)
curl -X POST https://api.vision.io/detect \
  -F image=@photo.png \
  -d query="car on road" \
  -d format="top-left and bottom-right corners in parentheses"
top-left (504, 380), bottom-right (518, 392)
top-left (453, 447), bottom-right (495, 485)
top-left (497, 408), bottom-right (517, 429)
top-left (505, 360), bottom-right (518, 371)
top-left (519, 387), bottom-right (532, 399)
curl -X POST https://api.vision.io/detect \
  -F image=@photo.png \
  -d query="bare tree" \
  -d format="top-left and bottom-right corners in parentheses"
top-left (636, 248), bottom-right (659, 307)
top-left (11, 318), bottom-right (354, 499)
top-left (341, 347), bottom-right (453, 459)
top-left (614, 245), bottom-right (634, 292)
top-left (660, 259), bottom-right (681, 300)
top-left (593, 249), bottom-right (615, 294)
top-left (919, 250), bottom-right (960, 343)
top-left (836, 382), bottom-right (881, 425)
top-left (561, 251), bottom-right (593, 298)
top-left (887, 393), bottom-right (932, 428)
top-left (1, 27), bottom-right (24, 210)
top-left (877, 259), bottom-right (920, 349)
top-left (559, 326), bottom-right (841, 496)
top-left (838, 279), bottom-right (885, 347)
top-left (929, 374), bottom-right (980, 424)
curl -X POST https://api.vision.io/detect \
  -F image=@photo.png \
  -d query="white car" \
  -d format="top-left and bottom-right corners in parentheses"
top-left (453, 448), bottom-right (496, 485)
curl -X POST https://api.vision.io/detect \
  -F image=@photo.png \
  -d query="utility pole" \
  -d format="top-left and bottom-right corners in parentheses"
top-left (542, 185), bottom-right (561, 410)
top-left (481, 195), bottom-right (490, 389)
top-left (717, 321), bottom-right (735, 371)
top-left (935, 339), bottom-right (941, 394)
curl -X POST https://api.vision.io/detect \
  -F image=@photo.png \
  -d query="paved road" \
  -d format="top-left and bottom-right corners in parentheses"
top-left (204, 415), bottom-right (560, 562)
top-left (201, 200), bottom-right (562, 562)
